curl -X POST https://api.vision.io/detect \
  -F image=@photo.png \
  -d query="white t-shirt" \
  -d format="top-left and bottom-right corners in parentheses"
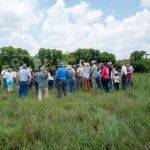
top-left (121, 65), bottom-right (127, 75)
top-left (47, 72), bottom-right (54, 81)
top-left (113, 76), bottom-right (119, 83)
top-left (1, 70), bottom-right (7, 78)
top-left (5, 72), bottom-right (13, 82)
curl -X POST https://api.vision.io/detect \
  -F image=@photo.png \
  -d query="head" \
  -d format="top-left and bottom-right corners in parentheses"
top-left (102, 62), bottom-right (107, 67)
top-left (58, 63), bottom-right (64, 68)
top-left (126, 64), bottom-right (130, 68)
top-left (66, 65), bottom-right (72, 70)
top-left (8, 68), bottom-right (12, 72)
top-left (91, 60), bottom-right (96, 65)
top-left (107, 61), bottom-right (112, 66)
top-left (121, 62), bottom-right (125, 66)
top-left (40, 67), bottom-right (44, 72)
top-left (84, 63), bottom-right (90, 68)
top-left (22, 63), bottom-right (27, 69)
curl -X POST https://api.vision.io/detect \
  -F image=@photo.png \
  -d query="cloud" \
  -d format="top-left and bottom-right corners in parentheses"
top-left (41, 0), bottom-right (150, 58)
top-left (0, 0), bottom-right (150, 59)
top-left (141, 0), bottom-right (150, 8)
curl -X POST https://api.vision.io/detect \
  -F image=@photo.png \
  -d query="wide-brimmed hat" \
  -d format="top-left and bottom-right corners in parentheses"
top-left (91, 60), bottom-right (96, 64)
top-left (84, 63), bottom-right (90, 68)
top-left (66, 65), bottom-right (72, 69)
top-left (107, 62), bottom-right (112, 65)
top-left (8, 68), bottom-right (12, 72)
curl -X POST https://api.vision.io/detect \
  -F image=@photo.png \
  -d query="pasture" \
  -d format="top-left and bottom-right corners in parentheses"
top-left (0, 74), bottom-right (150, 150)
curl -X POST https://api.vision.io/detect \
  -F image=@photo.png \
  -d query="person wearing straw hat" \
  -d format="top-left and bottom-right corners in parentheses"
top-left (67, 65), bottom-right (75, 92)
top-left (76, 64), bottom-right (83, 90)
top-left (80, 60), bottom-right (91, 92)
top-left (1, 66), bottom-right (8, 90)
top-left (91, 60), bottom-right (98, 90)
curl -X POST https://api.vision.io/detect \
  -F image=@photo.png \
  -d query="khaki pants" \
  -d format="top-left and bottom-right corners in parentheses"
top-left (38, 87), bottom-right (48, 101)
top-left (83, 78), bottom-right (90, 92)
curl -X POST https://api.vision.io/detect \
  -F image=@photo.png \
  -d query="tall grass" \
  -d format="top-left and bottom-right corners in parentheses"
top-left (0, 74), bottom-right (150, 150)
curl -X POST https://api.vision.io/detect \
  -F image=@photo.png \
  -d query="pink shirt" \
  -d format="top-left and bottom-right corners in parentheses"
top-left (101, 66), bottom-right (109, 79)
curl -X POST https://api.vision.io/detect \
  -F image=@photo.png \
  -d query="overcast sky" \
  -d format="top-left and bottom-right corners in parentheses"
top-left (0, 0), bottom-right (150, 59)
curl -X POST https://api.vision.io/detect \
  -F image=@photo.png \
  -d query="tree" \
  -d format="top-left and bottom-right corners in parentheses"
top-left (38, 48), bottom-right (48, 65)
top-left (99, 52), bottom-right (116, 63)
top-left (64, 48), bottom-right (116, 64)
top-left (38, 48), bottom-right (63, 67)
top-left (130, 50), bottom-right (146, 62)
top-left (130, 50), bottom-right (150, 72)
top-left (0, 46), bottom-right (34, 70)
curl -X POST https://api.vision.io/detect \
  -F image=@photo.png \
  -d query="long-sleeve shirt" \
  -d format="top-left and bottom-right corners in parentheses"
top-left (56, 67), bottom-right (68, 80)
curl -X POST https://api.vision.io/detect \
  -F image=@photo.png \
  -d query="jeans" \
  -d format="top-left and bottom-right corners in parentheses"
top-left (122, 75), bottom-right (127, 90)
top-left (48, 80), bottom-right (54, 89)
top-left (68, 79), bottom-right (75, 92)
top-left (34, 81), bottom-right (38, 94)
top-left (108, 78), bottom-right (113, 90)
top-left (18, 81), bottom-right (29, 97)
top-left (97, 76), bottom-right (103, 89)
top-left (102, 79), bottom-right (109, 92)
top-left (3, 78), bottom-right (7, 89)
top-left (57, 80), bottom-right (67, 97)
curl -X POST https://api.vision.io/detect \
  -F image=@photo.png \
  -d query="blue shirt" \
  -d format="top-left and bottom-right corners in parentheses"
top-left (18, 69), bottom-right (31, 81)
top-left (56, 67), bottom-right (68, 80)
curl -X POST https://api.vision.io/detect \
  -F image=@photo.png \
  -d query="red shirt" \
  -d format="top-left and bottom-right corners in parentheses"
top-left (127, 68), bottom-right (132, 79)
top-left (101, 66), bottom-right (109, 79)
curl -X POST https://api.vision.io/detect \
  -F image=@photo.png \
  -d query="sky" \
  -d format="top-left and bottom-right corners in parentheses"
top-left (0, 0), bottom-right (150, 59)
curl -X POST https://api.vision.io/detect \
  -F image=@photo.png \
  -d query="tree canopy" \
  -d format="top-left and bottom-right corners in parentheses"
top-left (0, 46), bottom-right (149, 73)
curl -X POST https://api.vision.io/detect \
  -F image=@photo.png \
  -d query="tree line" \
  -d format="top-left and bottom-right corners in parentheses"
top-left (0, 46), bottom-right (149, 72)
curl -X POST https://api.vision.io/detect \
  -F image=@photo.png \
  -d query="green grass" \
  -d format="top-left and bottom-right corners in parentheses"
top-left (0, 74), bottom-right (150, 150)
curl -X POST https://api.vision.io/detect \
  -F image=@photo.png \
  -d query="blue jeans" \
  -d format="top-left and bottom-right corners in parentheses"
top-left (34, 81), bottom-right (38, 94)
top-left (3, 78), bottom-right (7, 89)
top-left (18, 81), bottom-right (29, 97)
top-left (68, 79), bottom-right (75, 92)
top-left (122, 75), bottom-right (127, 90)
top-left (97, 76), bottom-right (103, 89)
top-left (108, 78), bottom-right (113, 90)
top-left (48, 80), bottom-right (54, 89)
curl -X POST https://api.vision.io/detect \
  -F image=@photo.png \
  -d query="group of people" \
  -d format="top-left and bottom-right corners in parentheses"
top-left (0, 60), bottom-right (134, 100)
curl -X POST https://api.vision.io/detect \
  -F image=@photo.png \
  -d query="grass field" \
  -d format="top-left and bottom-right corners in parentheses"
top-left (0, 74), bottom-right (150, 150)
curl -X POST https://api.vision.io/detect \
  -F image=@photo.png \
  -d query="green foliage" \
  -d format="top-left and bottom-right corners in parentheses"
top-left (0, 74), bottom-right (149, 149)
top-left (0, 46), bottom-right (34, 70)
top-left (64, 48), bottom-right (116, 64)
top-left (130, 50), bottom-right (150, 72)
top-left (38, 48), bottom-right (63, 67)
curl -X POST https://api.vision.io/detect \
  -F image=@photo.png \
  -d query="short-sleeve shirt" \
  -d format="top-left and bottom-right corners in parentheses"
top-left (37, 72), bottom-right (48, 89)
top-left (18, 69), bottom-right (31, 81)
top-left (121, 65), bottom-right (127, 75)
